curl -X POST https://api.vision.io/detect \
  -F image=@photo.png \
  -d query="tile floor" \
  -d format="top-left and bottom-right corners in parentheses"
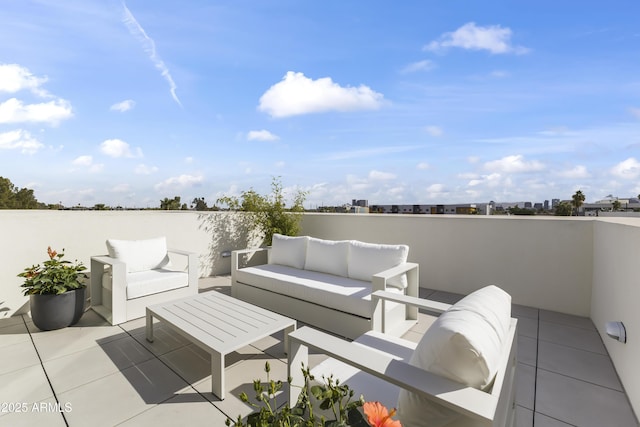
top-left (0, 277), bottom-right (637, 427)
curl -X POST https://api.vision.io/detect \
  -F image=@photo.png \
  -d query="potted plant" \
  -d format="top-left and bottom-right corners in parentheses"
top-left (18, 247), bottom-right (87, 331)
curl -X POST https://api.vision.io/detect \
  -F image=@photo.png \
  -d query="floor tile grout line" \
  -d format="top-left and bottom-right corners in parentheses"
top-left (116, 323), bottom-right (232, 423)
top-left (532, 309), bottom-right (539, 425)
top-left (535, 337), bottom-right (608, 357)
top-left (535, 366), bottom-right (626, 394)
top-left (23, 314), bottom-right (69, 427)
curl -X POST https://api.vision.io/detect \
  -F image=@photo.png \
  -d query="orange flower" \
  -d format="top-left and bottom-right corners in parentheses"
top-left (363, 401), bottom-right (401, 427)
top-left (47, 246), bottom-right (57, 259)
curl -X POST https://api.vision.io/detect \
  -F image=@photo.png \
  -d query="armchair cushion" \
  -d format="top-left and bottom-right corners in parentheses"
top-left (348, 241), bottom-right (409, 289)
top-left (304, 237), bottom-right (349, 277)
top-left (269, 234), bottom-right (309, 269)
top-left (106, 237), bottom-right (170, 273)
top-left (398, 285), bottom-right (512, 427)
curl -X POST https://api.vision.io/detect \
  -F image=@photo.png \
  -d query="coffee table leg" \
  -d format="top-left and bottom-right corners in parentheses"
top-left (211, 352), bottom-right (224, 400)
top-left (146, 309), bottom-right (154, 343)
top-left (283, 323), bottom-right (296, 355)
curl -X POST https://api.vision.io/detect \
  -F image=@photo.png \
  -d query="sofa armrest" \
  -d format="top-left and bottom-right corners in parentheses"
top-left (371, 262), bottom-right (419, 293)
top-left (288, 326), bottom-right (510, 426)
top-left (231, 247), bottom-right (269, 271)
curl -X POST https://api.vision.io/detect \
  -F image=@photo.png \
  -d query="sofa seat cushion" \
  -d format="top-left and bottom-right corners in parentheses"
top-left (236, 264), bottom-right (402, 318)
top-left (103, 269), bottom-right (189, 299)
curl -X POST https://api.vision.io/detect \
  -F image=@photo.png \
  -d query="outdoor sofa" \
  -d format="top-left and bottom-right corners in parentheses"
top-left (231, 234), bottom-right (419, 339)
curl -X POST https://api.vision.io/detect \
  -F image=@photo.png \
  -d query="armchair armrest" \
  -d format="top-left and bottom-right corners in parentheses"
top-left (167, 248), bottom-right (198, 290)
top-left (373, 290), bottom-right (452, 315)
top-left (288, 326), bottom-right (501, 425)
top-left (90, 255), bottom-right (127, 324)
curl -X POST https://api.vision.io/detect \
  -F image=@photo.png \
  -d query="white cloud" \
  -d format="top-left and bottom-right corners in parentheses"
top-left (72, 155), bottom-right (103, 173)
top-left (247, 130), bottom-right (279, 141)
top-left (401, 60), bottom-right (436, 74)
top-left (0, 64), bottom-right (49, 97)
top-left (122, 3), bottom-right (182, 107)
top-left (369, 170), bottom-right (396, 181)
top-left (557, 165), bottom-right (590, 179)
top-left (72, 155), bottom-right (93, 166)
top-left (611, 158), bottom-right (640, 180)
top-left (424, 22), bottom-right (529, 55)
top-left (275, 161), bottom-right (286, 168)
top-left (258, 71), bottom-right (384, 118)
top-left (0, 97), bottom-right (73, 126)
top-left (630, 107), bottom-right (640, 119)
top-left (469, 173), bottom-right (508, 188)
top-left (135, 163), bottom-right (158, 175)
top-left (154, 174), bottom-right (203, 192)
top-left (425, 125), bottom-right (443, 137)
top-left (325, 145), bottom-right (420, 161)
top-left (100, 138), bottom-right (143, 158)
top-left (484, 155), bottom-right (545, 173)
top-left (417, 162), bottom-right (430, 170)
top-left (0, 129), bottom-right (44, 154)
top-left (110, 99), bottom-right (135, 112)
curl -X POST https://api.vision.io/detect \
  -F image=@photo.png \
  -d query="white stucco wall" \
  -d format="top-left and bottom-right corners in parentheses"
top-left (300, 213), bottom-right (594, 316)
top-left (592, 219), bottom-right (640, 415)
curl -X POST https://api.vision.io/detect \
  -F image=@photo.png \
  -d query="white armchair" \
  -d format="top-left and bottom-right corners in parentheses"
top-left (288, 286), bottom-right (518, 427)
top-left (90, 237), bottom-right (198, 325)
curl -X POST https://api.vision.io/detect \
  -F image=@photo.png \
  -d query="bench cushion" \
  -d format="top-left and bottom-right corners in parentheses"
top-left (268, 234), bottom-right (309, 269)
top-left (304, 237), bottom-right (349, 277)
top-left (106, 237), bottom-right (170, 273)
top-left (398, 285), bottom-right (512, 427)
top-left (348, 241), bottom-right (409, 289)
top-left (235, 264), bottom-right (401, 318)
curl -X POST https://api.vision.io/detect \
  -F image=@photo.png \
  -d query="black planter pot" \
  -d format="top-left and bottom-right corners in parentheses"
top-left (30, 288), bottom-right (86, 331)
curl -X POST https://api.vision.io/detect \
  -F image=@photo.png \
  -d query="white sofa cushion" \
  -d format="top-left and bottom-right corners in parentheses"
top-left (235, 264), bottom-right (402, 318)
top-left (125, 269), bottom-right (189, 299)
top-left (106, 237), bottom-right (170, 273)
top-left (398, 285), bottom-right (512, 427)
top-left (268, 234), bottom-right (309, 269)
top-left (348, 241), bottom-right (409, 289)
top-left (304, 237), bottom-right (349, 277)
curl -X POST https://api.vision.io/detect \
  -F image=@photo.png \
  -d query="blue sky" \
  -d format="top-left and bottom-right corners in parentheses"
top-left (1, 1), bottom-right (640, 208)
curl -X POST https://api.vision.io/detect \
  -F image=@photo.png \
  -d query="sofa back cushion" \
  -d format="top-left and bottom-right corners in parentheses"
top-left (397, 285), bottom-right (512, 426)
top-left (106, 237), bottom-right (171, 273)
top-left (268, 234), bottom-right (309, 269)
top-left (304, 237), bottom-right (349, 277)
top-left (348, 241), bottom-right (409, 288)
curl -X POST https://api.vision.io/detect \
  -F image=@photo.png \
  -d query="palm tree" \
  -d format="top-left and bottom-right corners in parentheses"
top-left (571, 190), bottom-right (585, 216)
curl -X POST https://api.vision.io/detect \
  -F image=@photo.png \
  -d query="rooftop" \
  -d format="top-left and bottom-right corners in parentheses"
top-left (1, 276), bottom-right (637, 427)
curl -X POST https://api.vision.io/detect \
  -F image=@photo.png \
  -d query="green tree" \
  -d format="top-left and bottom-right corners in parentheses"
top-left (192, 197), bottom-right (208, 211)
top-left (0, 176), bottom-right (41, 209)
top-left (507, 205), bottom-right (535, 216)
top-left (217, 176), bottom-right (308, 245)
top-left (612, 200), bottom-right (622, 211)
top-left (571, 190), bottom-right (585, 216)
top-left (160, 196), bottom-right (181, 210)
top-left (555, 202), bottom-right (573, 216)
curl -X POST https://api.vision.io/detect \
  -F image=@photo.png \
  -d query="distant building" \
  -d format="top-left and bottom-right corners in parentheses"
top-left (369, 203), bottom-right (488, 215)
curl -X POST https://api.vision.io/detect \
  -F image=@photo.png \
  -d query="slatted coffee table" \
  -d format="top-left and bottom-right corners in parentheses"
top-left (146, 291), bottom-right (296, 400)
